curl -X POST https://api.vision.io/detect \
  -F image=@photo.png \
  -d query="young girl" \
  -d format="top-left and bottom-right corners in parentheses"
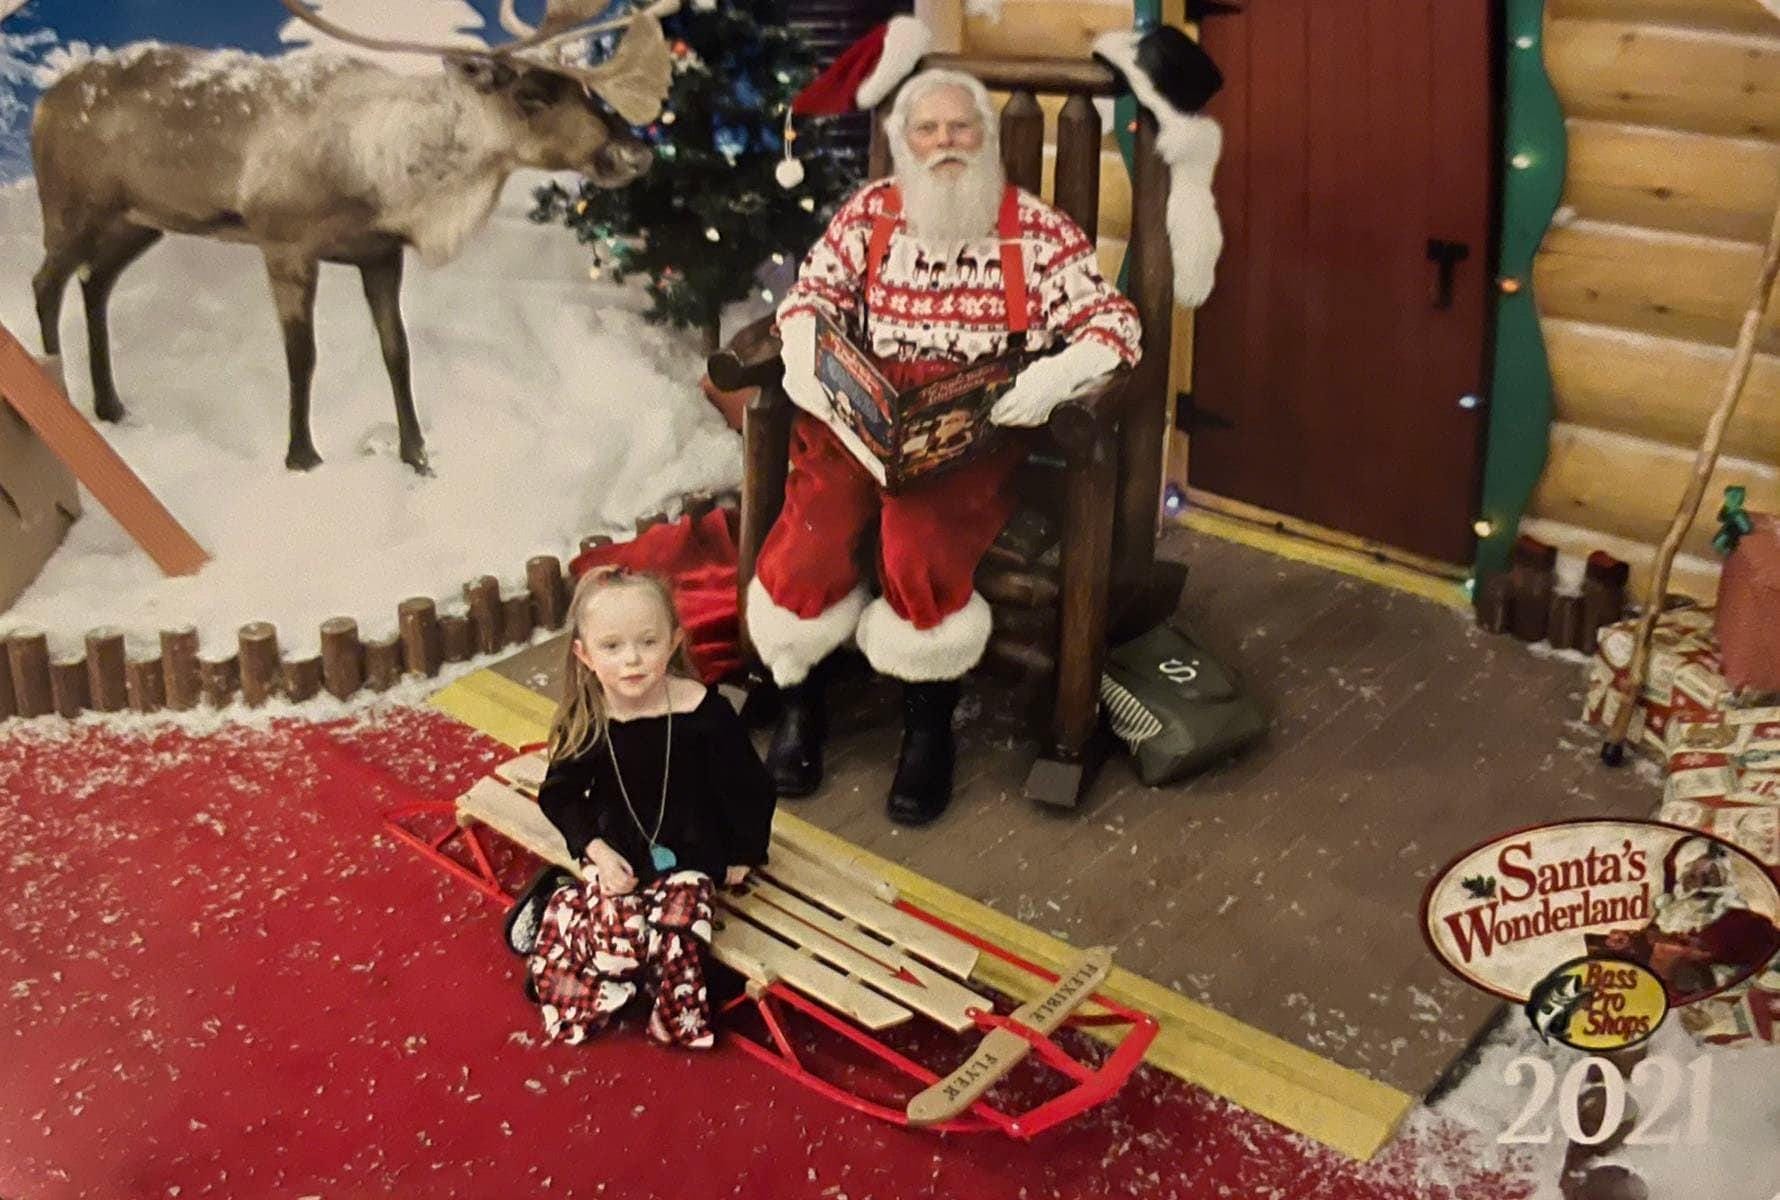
top-left (520, 566), bottom-right (776, 1049)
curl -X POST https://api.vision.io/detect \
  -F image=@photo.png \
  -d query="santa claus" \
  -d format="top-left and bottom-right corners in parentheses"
top-left (743, 20), bottom-right (1222, 825)
top-left (1596, 836), bottom-right (1780, 1002)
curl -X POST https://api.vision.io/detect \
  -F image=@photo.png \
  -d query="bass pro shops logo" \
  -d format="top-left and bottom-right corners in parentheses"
top-left (1422, 820), bottom-right (1780, 1047)
top-left (1522, 957), bottom-right (1668, 1052)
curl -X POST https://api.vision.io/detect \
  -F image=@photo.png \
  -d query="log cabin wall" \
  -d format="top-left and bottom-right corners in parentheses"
top-left (1523, 0), bottom-right (1780, 600)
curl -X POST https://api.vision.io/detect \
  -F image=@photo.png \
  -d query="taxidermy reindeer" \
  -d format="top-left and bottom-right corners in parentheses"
top-left (29, 0), bottom-right (678, 474)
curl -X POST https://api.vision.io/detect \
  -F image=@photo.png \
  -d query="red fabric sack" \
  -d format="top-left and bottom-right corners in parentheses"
top-left (568, 507), bottom-right (744, 685)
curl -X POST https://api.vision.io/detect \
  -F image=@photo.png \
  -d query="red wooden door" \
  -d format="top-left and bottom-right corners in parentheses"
top-left (1187, 0), bottom-right (1495, 565)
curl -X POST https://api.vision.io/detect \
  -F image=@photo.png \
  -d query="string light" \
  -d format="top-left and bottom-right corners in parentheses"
top-left (771, 252), bottom-right (786, 265)
top-left (1510, 152), bottom-right (1532, 169)
top-left (799, 197), bottom-right (815, 211)
top-left (1499, 277), bottom-right (1522, 295)
top-left (661, 111), bottom-right (677, 125)
top-left (760, 288), bottom-right (774, 302)
top-left (1473, 519), bottom-right (1495, 537)
top-left (705, 226), bottom-right (721, 242)
top-left (575, 199), bottom-right (589, 215)
top-left (1515, 34), bottom-right (1535, 49)
top-left (587, 264), bottom-right (602, 279)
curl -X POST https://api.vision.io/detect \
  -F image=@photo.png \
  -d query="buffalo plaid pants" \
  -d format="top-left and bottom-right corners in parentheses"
top-left (526, 871), bottom-right (716, 1049)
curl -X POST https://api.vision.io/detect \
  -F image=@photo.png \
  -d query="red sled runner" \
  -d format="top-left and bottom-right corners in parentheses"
top-left (374, 746), bottom-right (1157, 1137)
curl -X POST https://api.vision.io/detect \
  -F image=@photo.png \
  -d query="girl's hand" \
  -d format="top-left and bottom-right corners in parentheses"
top-left (585, 839), bottom-right (637, 895)
top-left (724, 865), bottom-right (751, 888)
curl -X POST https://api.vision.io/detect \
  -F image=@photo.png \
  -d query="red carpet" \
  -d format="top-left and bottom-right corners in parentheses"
top-left (1, 708), bottom-right (1536, 1199)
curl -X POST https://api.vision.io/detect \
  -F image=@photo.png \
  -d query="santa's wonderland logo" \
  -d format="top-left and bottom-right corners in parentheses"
top-left (1422, 819), bottom-right (1780, 1047)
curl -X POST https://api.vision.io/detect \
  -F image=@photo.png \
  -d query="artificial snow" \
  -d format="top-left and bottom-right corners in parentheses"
top-left (0, 171), bottom-right (743, 666)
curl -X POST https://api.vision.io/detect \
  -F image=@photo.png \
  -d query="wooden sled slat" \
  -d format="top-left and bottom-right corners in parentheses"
top-left (905, 945), bottom-right (1114, 1127)
top-left (723, 880), bottom-right (982, 1032)
top-left (457, 778), bottom-right (583, 875)
top-left (493, 750), bottom-right (548, 797)
top-left (710, 919), bottom-right (914, 1031)
top-left (763, 851), bottom-right (979, 980)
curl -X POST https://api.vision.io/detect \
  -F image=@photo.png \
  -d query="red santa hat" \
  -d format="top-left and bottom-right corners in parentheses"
top-left (1662, 835), bottom-right (1723, 893)
top-left (776, 16), bottom-right (932, 189)
top-left (1092, 25), bottom-right (1226, 307)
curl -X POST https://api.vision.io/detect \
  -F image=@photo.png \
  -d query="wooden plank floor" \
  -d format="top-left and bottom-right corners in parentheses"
top-left (490, 525), bottom-right (1662, 1098)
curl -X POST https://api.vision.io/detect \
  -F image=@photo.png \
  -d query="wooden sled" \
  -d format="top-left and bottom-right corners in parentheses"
top-left (381, 747), bottom-right (1157, 1137)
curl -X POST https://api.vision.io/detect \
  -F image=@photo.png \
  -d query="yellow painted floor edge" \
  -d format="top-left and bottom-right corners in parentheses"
top-left (428, 667), bottom-right (1417, 1161)
top-left (1181, 509), bottom-right (1471, 611)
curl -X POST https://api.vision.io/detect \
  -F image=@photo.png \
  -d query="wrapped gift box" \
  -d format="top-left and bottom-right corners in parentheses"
top-left (1582, 607), bottom-right (1724, 755)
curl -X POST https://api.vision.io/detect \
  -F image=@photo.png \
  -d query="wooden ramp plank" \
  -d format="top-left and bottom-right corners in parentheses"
top-left (0, 323), bottom-right (208, 576)
top-left (724, 881), bottom-right (982, 1032)
top-left (906, 945), bottom-right (1114, 1127)
top-left (763, 851), bottom-right (979, 980)
top-left (711, 918), bottom-right (914, 1031)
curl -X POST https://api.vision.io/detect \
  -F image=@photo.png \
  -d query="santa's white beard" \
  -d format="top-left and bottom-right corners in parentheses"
top-left (1653, 888), bottom-right (1734, 934)
top-left (893, 146), bottom-right (1005, 244)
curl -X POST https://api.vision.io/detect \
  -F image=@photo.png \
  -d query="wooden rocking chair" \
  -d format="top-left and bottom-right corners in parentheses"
top-left (708, 54), bottom-right (1183, 809)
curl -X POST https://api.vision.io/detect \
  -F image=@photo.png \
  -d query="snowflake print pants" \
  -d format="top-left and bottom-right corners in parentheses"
top-left (526, 871), bottom-right (716, 1049)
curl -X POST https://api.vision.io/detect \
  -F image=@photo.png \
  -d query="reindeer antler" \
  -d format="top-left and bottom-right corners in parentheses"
top-left (277, 0), bottom-right (680, 64)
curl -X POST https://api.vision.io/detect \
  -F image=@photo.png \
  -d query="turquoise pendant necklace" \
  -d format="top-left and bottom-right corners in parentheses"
top-left (608, 683), bottom-right (676, 872)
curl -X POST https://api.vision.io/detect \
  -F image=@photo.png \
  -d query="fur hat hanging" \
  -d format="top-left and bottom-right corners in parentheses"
top-left (776, 15), bottom-right (932, 189)
top-left (1092, 26), bottom-right (1225, 306)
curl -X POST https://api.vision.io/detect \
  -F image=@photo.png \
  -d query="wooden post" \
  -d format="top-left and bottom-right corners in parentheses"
top-left (579, 534), bottom-right (613, 556)
top-left (1474, 572), bottom-right (1512, 634)
top-left (1606, 199), bottom-right (1780, 762)
top-left (634, 510), bottom-right (669, 537)
top-left (0, 646), bottom-right (14, 721)
top-left (1053, 93), bottom-right (1103, 240)
top-left (365, 634), bottom-right (403, 692)
top-left (161, 627), bottom-right (201, 711)
top-left (1507, 535), bottom-right (1556, 643)
top-left (200, 656), bottom-right (239, 709)
top-left (49, 656), bottom-right (88, 718)
top-left (464, 576), bottom-right (503, 656)
top-left (1579, 551), bottom-right (1629, 655)
top-left (282, 656), bottom-right (322, 703)
top-left (6, 632), bottom-right (52, 718)
top-left (320, 617), bottom-right (363, 700)
top-left (526, 556), bottom-right (568, 630)
top-left (238, 622), bottom-right (280, 707)
top-left (503, 593), bottom-right (534, 647)
top-left (84, 629), bottom-right (128, 713)
top-left (441, 614), bottom-right (473, 663)
top-left (1549, 594), bottom-right (1585, 652)
top-left (398, 597), bottom-right (443, 677)
top-left (126, 658), bottom-right (165, 713)
top-left (999, 90), bottom-right (1044, 195)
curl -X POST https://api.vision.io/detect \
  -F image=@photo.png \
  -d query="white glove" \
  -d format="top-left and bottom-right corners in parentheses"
top-left (989, 341), bottom-right (1123, 428)
top-left (777, 314), bottom-right (830, 418)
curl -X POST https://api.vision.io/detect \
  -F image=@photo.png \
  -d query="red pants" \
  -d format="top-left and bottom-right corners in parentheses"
top-left (748, 361), bottom-right (1026, 685)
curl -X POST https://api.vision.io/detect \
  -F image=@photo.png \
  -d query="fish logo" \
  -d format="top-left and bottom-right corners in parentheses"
top-left (1523, 957), bottom-right (1669, 1051)
top-left (1524, 966), bottom-right (1594, 1044)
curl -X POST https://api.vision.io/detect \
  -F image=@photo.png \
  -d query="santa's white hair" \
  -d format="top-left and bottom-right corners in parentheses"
top-left (886, 69), bottom-right (1005, 244)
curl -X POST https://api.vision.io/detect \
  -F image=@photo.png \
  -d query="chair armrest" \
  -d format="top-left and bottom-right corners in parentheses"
top-left (1044, 368), bottom-right (1132, 459)
top-left (708, 315), bottom-right (786, 392)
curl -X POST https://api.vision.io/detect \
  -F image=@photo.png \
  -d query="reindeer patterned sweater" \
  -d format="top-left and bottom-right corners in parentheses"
top-left (776, 179), bottom-right (1143, 369)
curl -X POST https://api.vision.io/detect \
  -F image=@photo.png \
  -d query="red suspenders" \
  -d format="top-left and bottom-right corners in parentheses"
top-left (864, 184), bottom-right (1031, 345)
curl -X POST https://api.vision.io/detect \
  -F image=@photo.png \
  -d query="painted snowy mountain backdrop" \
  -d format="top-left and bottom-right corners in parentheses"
top-left (0, 0), bottom-right (542, 181)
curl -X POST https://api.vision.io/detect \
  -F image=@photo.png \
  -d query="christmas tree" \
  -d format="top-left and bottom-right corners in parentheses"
top-left (278, 0), bottom-right (487, 72)
top-left (530, 0), bottom-right (851, 352)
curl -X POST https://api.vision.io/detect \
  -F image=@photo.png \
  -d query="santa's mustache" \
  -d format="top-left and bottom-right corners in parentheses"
top-left (924, 151), bottom-right (979, 171)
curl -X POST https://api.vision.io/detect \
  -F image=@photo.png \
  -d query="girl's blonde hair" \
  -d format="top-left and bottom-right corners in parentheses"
top-left (548, 566), bottom-right (695, 762)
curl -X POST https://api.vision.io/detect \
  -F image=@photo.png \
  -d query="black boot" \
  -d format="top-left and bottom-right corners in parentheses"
top-left (505, 865), bottom-right (575, 956)
top-left (765, 671), bottom-right (827, 798)
top-left (886, 680), bottom-right (960, 826)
